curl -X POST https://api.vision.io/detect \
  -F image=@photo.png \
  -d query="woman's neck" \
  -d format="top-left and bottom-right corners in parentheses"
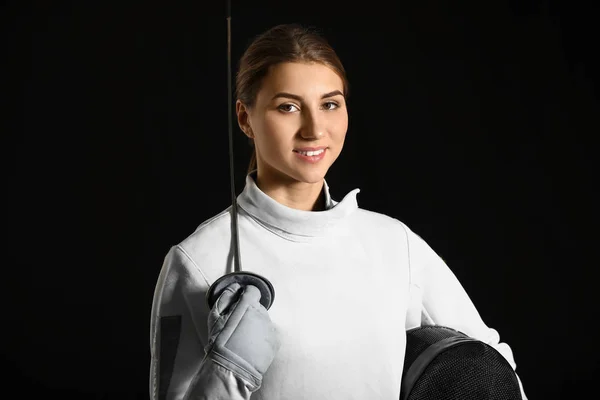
top-left (254, 170), bottom-right (326, 212)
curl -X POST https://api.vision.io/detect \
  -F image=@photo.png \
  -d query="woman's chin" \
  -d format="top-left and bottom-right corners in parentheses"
top-left (259, 158), bottom-right (331, 185)
top-left (291, 165), bottom-right (329, 184)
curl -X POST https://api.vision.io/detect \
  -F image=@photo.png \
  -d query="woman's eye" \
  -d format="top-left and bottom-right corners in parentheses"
top-left (278, 104), bottom-right (299, 113)
top-left (323, 101), bottom-right (339, 111)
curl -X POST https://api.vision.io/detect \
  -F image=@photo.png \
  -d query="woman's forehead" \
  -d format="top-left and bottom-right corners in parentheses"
top-left (259, 62), bottom-right (344, 99)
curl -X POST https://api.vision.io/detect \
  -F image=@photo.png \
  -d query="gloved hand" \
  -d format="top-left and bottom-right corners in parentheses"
top-left (205, 283), bottom-right (280, 390)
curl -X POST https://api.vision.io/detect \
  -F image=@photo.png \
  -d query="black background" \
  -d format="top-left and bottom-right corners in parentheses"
top-left (5, 1), bottom-right (597, 398)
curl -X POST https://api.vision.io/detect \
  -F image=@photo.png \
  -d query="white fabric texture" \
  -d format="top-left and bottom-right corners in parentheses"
top-left (149, 171), bottom-right (527, 399)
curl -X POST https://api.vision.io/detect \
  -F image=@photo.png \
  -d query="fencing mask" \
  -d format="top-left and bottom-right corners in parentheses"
top-left (401, 325), bottom-right (522, 400)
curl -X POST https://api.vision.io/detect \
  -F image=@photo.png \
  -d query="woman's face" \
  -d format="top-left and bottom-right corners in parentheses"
top-left (237, 62), bottom-right (348, 185)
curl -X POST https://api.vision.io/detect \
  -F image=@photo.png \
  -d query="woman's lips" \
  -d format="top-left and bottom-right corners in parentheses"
top-left (293, 148), bottom-right (327, 163)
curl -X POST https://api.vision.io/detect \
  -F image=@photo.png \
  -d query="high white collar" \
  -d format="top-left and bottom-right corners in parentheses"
top-left (236, 170), bottom-right (361, 237)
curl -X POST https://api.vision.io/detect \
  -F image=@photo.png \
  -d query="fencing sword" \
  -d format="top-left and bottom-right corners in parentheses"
top-left (205, 1), bottom-right (275, 311)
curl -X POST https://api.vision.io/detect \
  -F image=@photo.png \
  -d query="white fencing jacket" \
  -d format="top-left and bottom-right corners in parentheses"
top-left (150, 171), bottom-right (527, 399)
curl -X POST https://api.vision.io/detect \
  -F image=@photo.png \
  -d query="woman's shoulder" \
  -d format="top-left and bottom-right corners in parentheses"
top-left (354, 206), bottom-right (406, 227)
top-left (178, 206), bottom-right (233, 252)
top-left (352, 206), bottom-right (413, 238)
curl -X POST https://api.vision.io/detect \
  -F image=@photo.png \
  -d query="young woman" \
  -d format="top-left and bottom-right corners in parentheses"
top-left (149, 23), bottom-right (527, 400)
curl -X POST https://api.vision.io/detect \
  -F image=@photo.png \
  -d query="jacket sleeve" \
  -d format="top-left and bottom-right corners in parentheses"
top-left (401, 223), bottom-right (528, 400)
top-left (149, 245), bottom-right (256, 400)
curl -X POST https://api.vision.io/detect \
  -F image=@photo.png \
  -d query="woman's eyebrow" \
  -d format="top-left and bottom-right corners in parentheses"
top-left (271, 90), bottom-right (344, 101)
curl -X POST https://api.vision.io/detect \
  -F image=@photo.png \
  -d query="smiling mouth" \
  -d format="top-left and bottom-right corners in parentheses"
top-left (293, 148), bottom-right (327, 163)
top-left (293, 149), bottom-right (326, 156)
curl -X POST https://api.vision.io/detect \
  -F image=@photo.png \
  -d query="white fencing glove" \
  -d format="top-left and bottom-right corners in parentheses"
top-left (205, 283), bottom-right (280, 390)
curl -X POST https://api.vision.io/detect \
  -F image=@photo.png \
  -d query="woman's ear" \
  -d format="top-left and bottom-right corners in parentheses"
top-left (236, 100), bottom-right (254, 139)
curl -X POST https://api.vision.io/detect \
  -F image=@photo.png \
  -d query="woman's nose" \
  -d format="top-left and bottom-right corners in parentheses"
top-left (300, 112), bottom-right (325, 139)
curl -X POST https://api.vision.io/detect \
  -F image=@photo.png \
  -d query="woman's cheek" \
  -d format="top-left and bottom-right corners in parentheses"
top-left (264, 114), bottom-right (288, 137)
top-left (330, 114), bottom-right (348, 137)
